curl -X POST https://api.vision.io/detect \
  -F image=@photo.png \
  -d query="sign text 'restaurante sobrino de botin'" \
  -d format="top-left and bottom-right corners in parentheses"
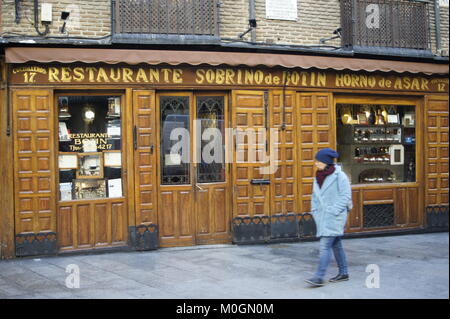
top-left (10, 65), bottom-right (449, 93)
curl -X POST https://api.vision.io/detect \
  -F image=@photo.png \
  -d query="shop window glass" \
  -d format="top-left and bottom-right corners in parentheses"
top-left (196, 96), bottom-right (225, 183)
top-left (160, 96), bottom-right (190, 185)
top-left (58, 95), bottom-right (123, 201)
top-left (336, 104), bottom-right (416, 184)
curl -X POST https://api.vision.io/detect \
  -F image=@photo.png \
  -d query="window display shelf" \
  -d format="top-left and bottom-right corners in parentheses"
top-left (337, 104), bottom-right (416, 185)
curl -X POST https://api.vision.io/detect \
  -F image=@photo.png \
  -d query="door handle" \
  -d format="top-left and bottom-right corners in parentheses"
top-left (196, 184), bottom-right (204, 191)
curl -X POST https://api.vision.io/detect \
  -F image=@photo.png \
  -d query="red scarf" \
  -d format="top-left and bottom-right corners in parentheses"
top-left (316, 165), bottom-right (336, 188)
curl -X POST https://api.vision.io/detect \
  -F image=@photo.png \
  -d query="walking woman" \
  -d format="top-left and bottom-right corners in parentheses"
top-left (305, 148), bottom-right (352, 287)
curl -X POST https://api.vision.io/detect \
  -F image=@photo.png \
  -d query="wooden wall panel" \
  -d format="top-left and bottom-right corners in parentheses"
top-left (269, 91), bottom-right (297, 215)
top-left (347, 189), bottom-right (362, 231)
top-left (58, 199), bottom-right (127, 251)
top-left (13, 90), bottom-right (56, 236)
top-left (425, 96), bottom-right (449, 206)
top-left (296, 92), bottom-right (335, 213)
top-left (133, 90), bottom-right (158, 225)
top-left (232, 90), bottom-right (270, 218)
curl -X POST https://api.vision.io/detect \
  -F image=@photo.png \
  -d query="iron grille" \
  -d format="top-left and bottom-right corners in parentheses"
top-left (113, 0), bottom-right (219, 36)
top-left (340, 0), bottom-right (431, 50)
top-left (363, 204), bottom-right (395, 228)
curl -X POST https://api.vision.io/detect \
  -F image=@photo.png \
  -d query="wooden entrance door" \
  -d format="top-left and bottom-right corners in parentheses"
top-left (231, 90), bottom-right (271, 219)
top-left (155, 92), bottom-right (230, 247)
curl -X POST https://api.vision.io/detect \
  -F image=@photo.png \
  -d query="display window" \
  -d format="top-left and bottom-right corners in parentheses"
top-left (337, 103), bottom-right (416, 184)
top-left (57, 95), bottom-right (123, 201)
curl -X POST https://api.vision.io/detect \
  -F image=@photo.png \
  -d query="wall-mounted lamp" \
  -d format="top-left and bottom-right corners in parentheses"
top-left (60, 11), bottom-right (70, 33)
top-left (320, 27), bottom-right (342, 44)
top-left (239, 19), bottom-right (257, 39)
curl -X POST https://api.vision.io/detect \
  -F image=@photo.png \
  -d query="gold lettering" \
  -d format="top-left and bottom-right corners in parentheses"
top-left (73, 67), bottom-right (85, 82)
top-left (196, 69), bottom-right (206, 84)
top-left (351, 74), bottom-right (359, 88)
top-left (173, 69), bottom-right (183, 84)
top-left (310, 72), bottom-right (316, 87)
top-left (343, 74), bottom-right (352, 87)
top-left (61, 67), bottom-right (72, 82)
top-left (335, 74), bottom-right (344, 87)
top-left (123, 68), bottom-right (134, 83)
top-left (264, 74), bottom-right (272, 85)
top-left (385, 80), bottom-right (392, 88)
top-left (110, 68), bottom-right (121, 82)
top-left (254, 71), bottom-right (264, 85)
top-left (300, 72), bottom-right (308, 86)
top-left (368, 76), bottom-right (376, 88)
top-left (161, 69), bottom-right (171, 83)
top-left (359, 75), bottom-right (368, 88)
top-left (411, 78), bottom-right (420, 90)
top-left (421, 78), bottom-right (430, 90)
top-left (237, 70), bottom-right (243, 85)
top-left (244, 70), bottom-right (254, 85)
top-left (273, 76), bottom-right (280, 85)
top-left (86, 67), bottom-right (97, 82)
top-left (149, 69), bottom-right (159, 83)
top-left (206, 69), bottom-right (215, 84)
top-left (136, 68), bottom-right (149, 83)
top-left (226, 69), bottom-right (235, 85)
top-left (97, 67), bottom-right (109, 82)
top-left (403, 77), bottom-right (411, 90)
top-left (317, 73), bottom-right (326, 87)
top-left (216, 69), bottom-right (225, 85)
top-left (48, 67), bottom-right (60, 82)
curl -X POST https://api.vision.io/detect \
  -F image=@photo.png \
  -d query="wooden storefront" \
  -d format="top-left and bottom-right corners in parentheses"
top-left (0, 48), bottom-right (448, 258)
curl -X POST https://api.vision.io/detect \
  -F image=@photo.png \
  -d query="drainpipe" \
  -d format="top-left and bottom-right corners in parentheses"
top-left (434, 0), bottom-right (442, 54)
top-left (249, 0), bottom-right (256, 42)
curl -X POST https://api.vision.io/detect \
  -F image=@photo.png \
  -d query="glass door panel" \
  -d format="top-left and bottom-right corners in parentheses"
top-left (196, 96), bottom-right (225, 183)
top-left (160, 95), bottom-right (190, 185)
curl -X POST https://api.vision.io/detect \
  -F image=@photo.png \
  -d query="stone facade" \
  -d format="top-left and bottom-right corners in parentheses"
top-left (0, 0), bottom-right (448, 56)
top-left (0, 0), bottom-right (111, 38)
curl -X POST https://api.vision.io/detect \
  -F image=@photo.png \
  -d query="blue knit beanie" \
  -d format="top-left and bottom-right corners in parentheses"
top-left (315, 148), bottom-right (339, 165)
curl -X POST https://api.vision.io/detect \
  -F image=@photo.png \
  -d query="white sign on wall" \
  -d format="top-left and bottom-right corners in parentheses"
top-left (439, 0), bottom-right (449, 7)
top-left (266, 0), bottom-right (298, 21)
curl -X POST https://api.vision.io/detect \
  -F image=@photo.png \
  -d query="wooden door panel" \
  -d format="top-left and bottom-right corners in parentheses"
top-left (269, 91), bottom-right (297, 215)
top-left (133, 90), bottom-right (158, 226)
top-left (13, 90), bottom-right (56, 236)
top-left (296, 92), bottom-right (335, 214)
top-left (158, 188), bottom-right (195, 246)
top-left (232, 90), bottom-right (270, 218)
top-left (425, 96), bottom-right (449, 206)
top-left (195, 186), bottom-right (229, 242)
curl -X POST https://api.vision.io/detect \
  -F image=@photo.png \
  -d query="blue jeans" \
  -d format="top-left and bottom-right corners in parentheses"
top-left (314, 236), bottom-right (348, 280)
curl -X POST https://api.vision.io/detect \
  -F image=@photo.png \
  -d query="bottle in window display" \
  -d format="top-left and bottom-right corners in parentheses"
top-left (376, 109), bottom-right (385, 125)
top-left (368, 107), bottom-right (376, 125)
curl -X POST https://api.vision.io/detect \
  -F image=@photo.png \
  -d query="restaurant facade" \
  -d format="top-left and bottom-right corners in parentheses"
top-left (0, 46), bottom-right (448, 258)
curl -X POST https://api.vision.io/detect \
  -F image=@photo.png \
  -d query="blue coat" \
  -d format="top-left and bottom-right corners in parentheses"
top-left (311, 165), bottom-right (352, 237)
